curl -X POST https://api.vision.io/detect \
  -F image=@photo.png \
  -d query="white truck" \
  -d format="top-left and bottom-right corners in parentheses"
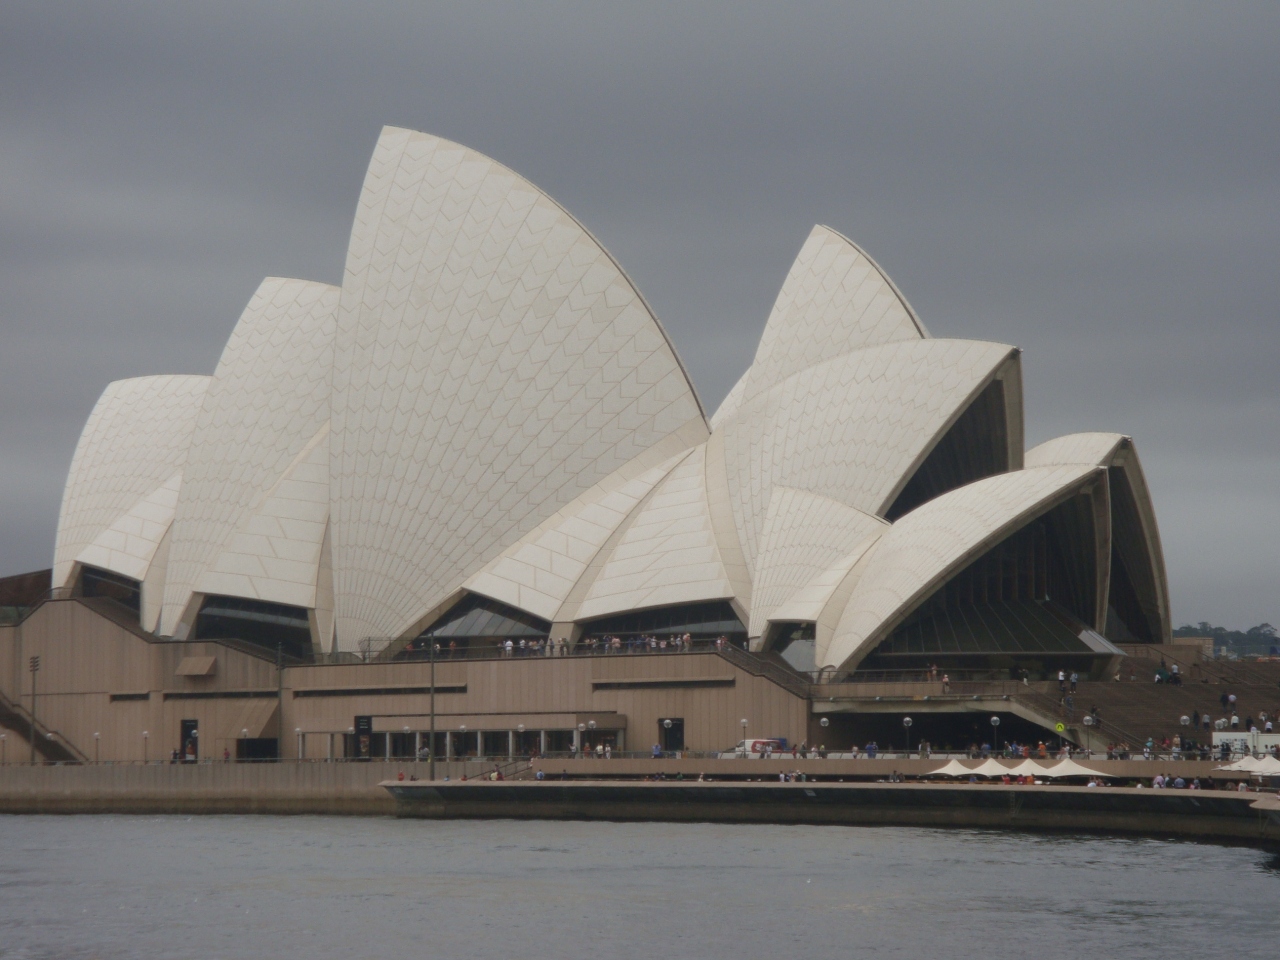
top-left (719, 739), bottom-right (788, 759)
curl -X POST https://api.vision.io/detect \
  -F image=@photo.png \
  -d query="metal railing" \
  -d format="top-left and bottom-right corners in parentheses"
top-left (0, 689), bottom-right (89, 763)
top-left (713, 643), bottom-right (812, 698)
top-left (287, 636), bottom-right (755, 667)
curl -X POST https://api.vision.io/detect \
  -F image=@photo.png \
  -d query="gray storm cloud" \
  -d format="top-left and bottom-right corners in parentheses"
top-left (1, 1), bottom-right (1277, 626)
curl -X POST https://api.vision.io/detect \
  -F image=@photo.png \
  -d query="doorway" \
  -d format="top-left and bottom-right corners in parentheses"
top-left (180, 719), bottom-right (198, 762)
top-left (659, 718), bottom-right (684, 752)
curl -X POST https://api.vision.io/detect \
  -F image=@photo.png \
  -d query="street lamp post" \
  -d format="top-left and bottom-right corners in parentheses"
top-left (577, 722), bottom-right (586, 758)
top-left (142, 730), bottom-right (149, 764)
top-left (429, 637), bottom-right (436, 781)
top-left (990, 715), bottom-right (1001, 755)
top-left (740, 718), bottom-right (748, 757)
top-left (297, 727), bottom-right (304, 760)
top-left (902, 717), bottom-right (913, 756)
top-left (28, 655), bottom-right (40, 763)
top-left (94, 732), bottom-right (100, 763)
top-left (1, 733), bottom-right (6, 764)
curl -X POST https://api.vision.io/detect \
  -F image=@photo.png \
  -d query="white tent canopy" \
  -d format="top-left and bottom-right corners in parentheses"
top-left (1041, 758), bottom-right (1105, 778)
top-left (925, 759), bottom-right (976, 778)
top-left (1006, 759), bottom-right (1049, 777)
top-left (970, 758), bottom-right (1014, 778)
top-left (1254, 755), bottom-right (1280, 776)
top-left (1217, 756), bottom-right (1263, 772)
top-left (1220, 755), bottom-right (1280, 775)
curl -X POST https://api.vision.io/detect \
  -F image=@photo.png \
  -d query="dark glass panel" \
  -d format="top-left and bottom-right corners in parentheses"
top-left (195, 595), bottom-right (313, 660)
top-left (80, 566), bottom-right (141, 619)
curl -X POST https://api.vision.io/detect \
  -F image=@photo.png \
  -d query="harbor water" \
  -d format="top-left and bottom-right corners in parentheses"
top-left (0, 814), bottom-right (1277, 959)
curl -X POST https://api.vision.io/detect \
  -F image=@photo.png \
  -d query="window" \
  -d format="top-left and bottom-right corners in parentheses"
top-left (79, 566), bottom-right (141, 619)
top-left (195, 595), bottom-right (313, 660)
top-left (581, 601), bottom-right (746, 642)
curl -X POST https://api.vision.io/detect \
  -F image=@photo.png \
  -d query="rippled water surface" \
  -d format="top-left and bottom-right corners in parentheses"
top-left (0, 814), bottom-right (1277, 959)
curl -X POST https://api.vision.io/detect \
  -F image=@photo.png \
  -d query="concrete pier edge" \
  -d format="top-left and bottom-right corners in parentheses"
top-left (384, 779), bottom-right (1280, 850)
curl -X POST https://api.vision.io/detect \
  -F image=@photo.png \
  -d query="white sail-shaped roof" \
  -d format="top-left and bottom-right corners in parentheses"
top-left (742, 225), bottom-right (928, 402)
top-left (574, 444), bottom-right (734, 622)
top-left (768, 537), bottom-right (880, 628)
top-left (819, 464), bottom-right (1105, 672)
top-left (708, 370), bottom-right (749, 431)
top-left (748, 487), bottom-right (888, 638)
top-left (159, 278), bottom-right (338, 635)
top-left (71, 471), bottom-right (182, 585)
top-left (329, 127), bottom-right (708, 646)
top-left (191, 424), bottom-right (330, 612)
top-left (463, 452), bottom-right (685, 622)
top-left (49, 127), bottom-right (1172, 674)
top-left (1027, 431), bottom-right (1171, 643)
top-left (54, 375), bottom-right (209, 589)
top-left (718, 338), bottom-right (1018, 575)
top-left (1025, 432), bottom-right (1126, 469)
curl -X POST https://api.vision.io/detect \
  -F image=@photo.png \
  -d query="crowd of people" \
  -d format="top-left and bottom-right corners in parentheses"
top-left (413, 633), bottom-right (744, 659)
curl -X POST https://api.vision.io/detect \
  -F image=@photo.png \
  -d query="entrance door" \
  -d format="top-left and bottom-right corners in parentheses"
top-left (180, 719), bottom-right (198, 762)
top-left (354, 715), bottom-right (373, 760)
top-left (659, 718), bottom-right (684, 752)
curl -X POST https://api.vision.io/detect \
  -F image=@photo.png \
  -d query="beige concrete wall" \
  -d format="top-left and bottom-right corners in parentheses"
top-left (0, 759), bottom-right (498, 815)
top-left (284, 652), bottom-right (806, 757)
top-left (0, 600), bottom-right (809, 763)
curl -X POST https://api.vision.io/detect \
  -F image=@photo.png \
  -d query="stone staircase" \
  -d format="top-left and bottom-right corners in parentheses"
top-left (0, 689), bottom-right (87, 763)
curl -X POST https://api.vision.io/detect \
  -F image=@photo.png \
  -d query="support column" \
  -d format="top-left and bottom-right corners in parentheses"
top-left (540, 730), bottom-right (547, 755)
top-left (328, 733), bottom-right (334, 761)
top-left (508, 730), bottom-right (515, 758)
top-left (384, 732), bottom-right (391, 760)
top-left (415, 731), bottom-right (422, 759)
top-left (446, 731), bottom-right (453, 761)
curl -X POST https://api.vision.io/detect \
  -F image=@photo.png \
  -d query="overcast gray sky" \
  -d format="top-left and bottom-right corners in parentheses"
top-left (2, 2), bottom-right (1276, 628)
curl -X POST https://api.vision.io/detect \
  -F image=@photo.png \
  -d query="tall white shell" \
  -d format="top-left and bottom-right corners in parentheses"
top-left (1027, 431), bottom-right (1171, 642)
top-left (743, 225), bottom-right (928, 402)
top-left (748, 487), bottom-right (888, 639)
top-left (718, 338), bottom-right (1019, 575)
top-left (159, 278), bottom-right (339, 635)
top-left (329, 127), bottom-right (708, 645)
top-left (575, 444), bottom-right (734, 622)
top-left (53, 375), bottom-right (210, 590)
top-left (820, 464), bottom-right (1105, 672)
top-left (462, 453), bottom-right (686, 622)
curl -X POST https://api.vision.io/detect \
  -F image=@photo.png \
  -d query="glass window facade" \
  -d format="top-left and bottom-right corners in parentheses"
top-left (79, 566), bottom-right (141, 619)
top-left (581, 601), bottom-right (746, 642)
top-left (195, 595), bottom-right (313, 660)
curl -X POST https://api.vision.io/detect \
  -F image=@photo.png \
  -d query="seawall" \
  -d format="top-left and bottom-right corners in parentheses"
top-left (0, 761), bottom-right (484, 815)
top-left (0, 757), bottom-right (1263, 827)
top-left (386, 779), bottom-right (1280, 848)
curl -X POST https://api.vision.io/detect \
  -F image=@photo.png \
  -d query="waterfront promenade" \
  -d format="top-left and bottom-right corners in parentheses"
top-left (385, 778), bottom-right (1280, 846)
top-left (0, 755), bottom-right (1267, 818)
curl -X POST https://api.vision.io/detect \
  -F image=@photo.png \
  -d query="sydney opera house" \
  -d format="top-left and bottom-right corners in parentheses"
top-left (0, 128), bottom-right (1174, 762)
